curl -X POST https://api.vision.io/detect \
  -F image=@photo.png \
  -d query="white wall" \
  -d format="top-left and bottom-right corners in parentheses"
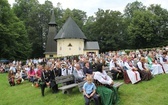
top-left (57, 39), bottom-right (84, 57)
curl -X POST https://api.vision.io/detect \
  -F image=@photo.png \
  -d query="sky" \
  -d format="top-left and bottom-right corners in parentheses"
top-left (8, 0), bottom-right (168, 16)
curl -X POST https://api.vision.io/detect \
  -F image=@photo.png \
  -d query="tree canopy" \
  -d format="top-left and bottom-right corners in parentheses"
top-left (1, 0), bottom-right (168, 59)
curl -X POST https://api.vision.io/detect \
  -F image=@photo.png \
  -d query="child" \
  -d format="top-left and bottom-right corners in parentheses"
top-left (83, 75), bottom-right (99, 105)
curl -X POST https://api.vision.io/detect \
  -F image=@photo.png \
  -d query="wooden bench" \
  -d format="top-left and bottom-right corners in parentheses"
top-left (104, 66), bottom-right (111, 72)
top-left (107, 72), bottom-right (113, 79)
top-left (55, 75), bottom-right (78, 94)
top-left (78, 81), bottom-right (123, 92)
top-left (78, 81), bottom-right (123, 104)
top-left (113, 82), bottom-right (124, 90)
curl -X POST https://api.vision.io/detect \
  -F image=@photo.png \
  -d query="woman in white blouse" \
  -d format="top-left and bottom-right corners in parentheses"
top-left (93, 63), bottom-right (118, 105)
top-left (124, 56), bottom-right (141, 84)
top-left (137, 57), bottom-right (153, 81)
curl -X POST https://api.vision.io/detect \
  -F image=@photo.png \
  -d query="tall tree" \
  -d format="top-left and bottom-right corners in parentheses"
top-left (84, 9), bottom-right (126, 52)
top-left (123, 1), bottom-right (146, 48)
top-left (0, 0), bottom-right (31, 60)
top-left (148, 4), bottom-right (168, 46)
top-left (62, 8), bottom-right (87, 29)
top-left (128, 10), bottom-right (159, 48)
top-left (13, 0), bottom-right (54, 58)
top-left (124, 1), bottom-right (146, 18)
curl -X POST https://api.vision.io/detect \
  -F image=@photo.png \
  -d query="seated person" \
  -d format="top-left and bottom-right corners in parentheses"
top-left (0, 65), bottom-right (4, 73)
top-left (137, 57), bottom-right (152, 81)
top-left (147, 52), bottom-right (164, 75)
top-left (83, 75), bottom-right (99, 105)
top-left (21, 68), bottom-right (27, 80)
top-left (124, 56), bottom-right (141, 84)
top-left (83, 61), bottom-right (93, 76)
top-left (93, 63), bottom-right (119, 105)
top-left (61, 63), bottom-right (68, 76)
top-left (73, 63), bottom-right (86, 83)
top-left (28, 66), bottom-right (36, 85)
top-left (8, 70), bottom-right (15, 86)
top-left (159, 51), bottom-right (168, 73)
top-left (67, 62), bottom-right (74, 75)
top-left (110, 58), bottom-right (123, 80)
top-left (15, 70), bottom-right (23, 84)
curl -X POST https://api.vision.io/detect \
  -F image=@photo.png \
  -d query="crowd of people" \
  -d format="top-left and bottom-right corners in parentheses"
top-left (0, 46), bottom-right (168, 105)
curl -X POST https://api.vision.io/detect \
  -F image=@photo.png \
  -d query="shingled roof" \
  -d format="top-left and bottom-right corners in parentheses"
top-left (84, 41), bottom-right (100, 50)
top-left (44, 10), bottom-right (57, 54)
top-left (48, 10), bottom-right (57, 25)
top-left (54, 17), bottom-right (87, 40)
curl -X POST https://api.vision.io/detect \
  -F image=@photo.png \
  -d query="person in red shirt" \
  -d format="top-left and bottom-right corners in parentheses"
top-left (28, 66), bottom-right (36, 86)
top-left (34, 65), bottom-right (42, 87)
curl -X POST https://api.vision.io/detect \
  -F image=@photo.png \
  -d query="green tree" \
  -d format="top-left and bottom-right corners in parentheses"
top-left (84, 9), bottom-right (126, 52)
top-left (124, 1), bottom-right (146, 18)
top-left (13, 0), bottom-right (56, 58)
top-left (0, 0), bottom-right (31, 60)
top-left (83, 16), bottom-right (96, 40)
top-left (123, 1), bottom-right (146, 49)
top-left (128, 10), bottom-right (159, 48)
top-left (148, 4), bottom-right (168, 46)
top-left (62, 8), bottom-right (87, 29)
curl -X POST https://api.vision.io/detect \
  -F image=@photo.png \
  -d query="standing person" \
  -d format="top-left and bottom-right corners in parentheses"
top-left (93, 63), bottom-right (119, 105)
top-left (40, 65), bottom-right (50, 96)
top-left (50, 63), bottom-right (61, 93)
top-left (83, 75), bottom-right (99, 105)
top-left (8, 70), bottom-right (15, 86)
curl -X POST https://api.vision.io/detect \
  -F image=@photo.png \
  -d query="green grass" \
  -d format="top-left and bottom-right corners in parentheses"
top-left (1, 73), bottom-right (168, 105)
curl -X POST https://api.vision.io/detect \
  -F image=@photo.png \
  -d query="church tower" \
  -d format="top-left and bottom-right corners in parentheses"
top-left (44, 10), bottom-right (57, 58)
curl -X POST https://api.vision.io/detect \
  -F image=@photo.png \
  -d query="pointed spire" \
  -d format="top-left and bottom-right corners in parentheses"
top-left (48, 10), bottom-right (57, 25)
top-left (44, 10), bottom-right (57, 55)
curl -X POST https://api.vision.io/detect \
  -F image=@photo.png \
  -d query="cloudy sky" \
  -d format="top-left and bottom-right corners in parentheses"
top-left (8, 0), bottom-right (168, 16)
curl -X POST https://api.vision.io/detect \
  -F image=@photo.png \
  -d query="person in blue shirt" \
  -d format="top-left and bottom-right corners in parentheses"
top-left (83, 75), bottom-right (99, 105)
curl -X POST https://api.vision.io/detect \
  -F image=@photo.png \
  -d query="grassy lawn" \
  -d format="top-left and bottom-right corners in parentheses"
top-left (0, 73), bottom-right (168, 105)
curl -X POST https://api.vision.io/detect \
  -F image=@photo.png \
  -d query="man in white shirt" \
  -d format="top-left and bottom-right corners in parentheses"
top-left (61, 64), bottom-right (68, 76)
top-left (110, 58), bottom-right (123, 80)
top-left (9, 64), bottom-right (16, 74)
top-left (73, 63), bottom-right (85, 83)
